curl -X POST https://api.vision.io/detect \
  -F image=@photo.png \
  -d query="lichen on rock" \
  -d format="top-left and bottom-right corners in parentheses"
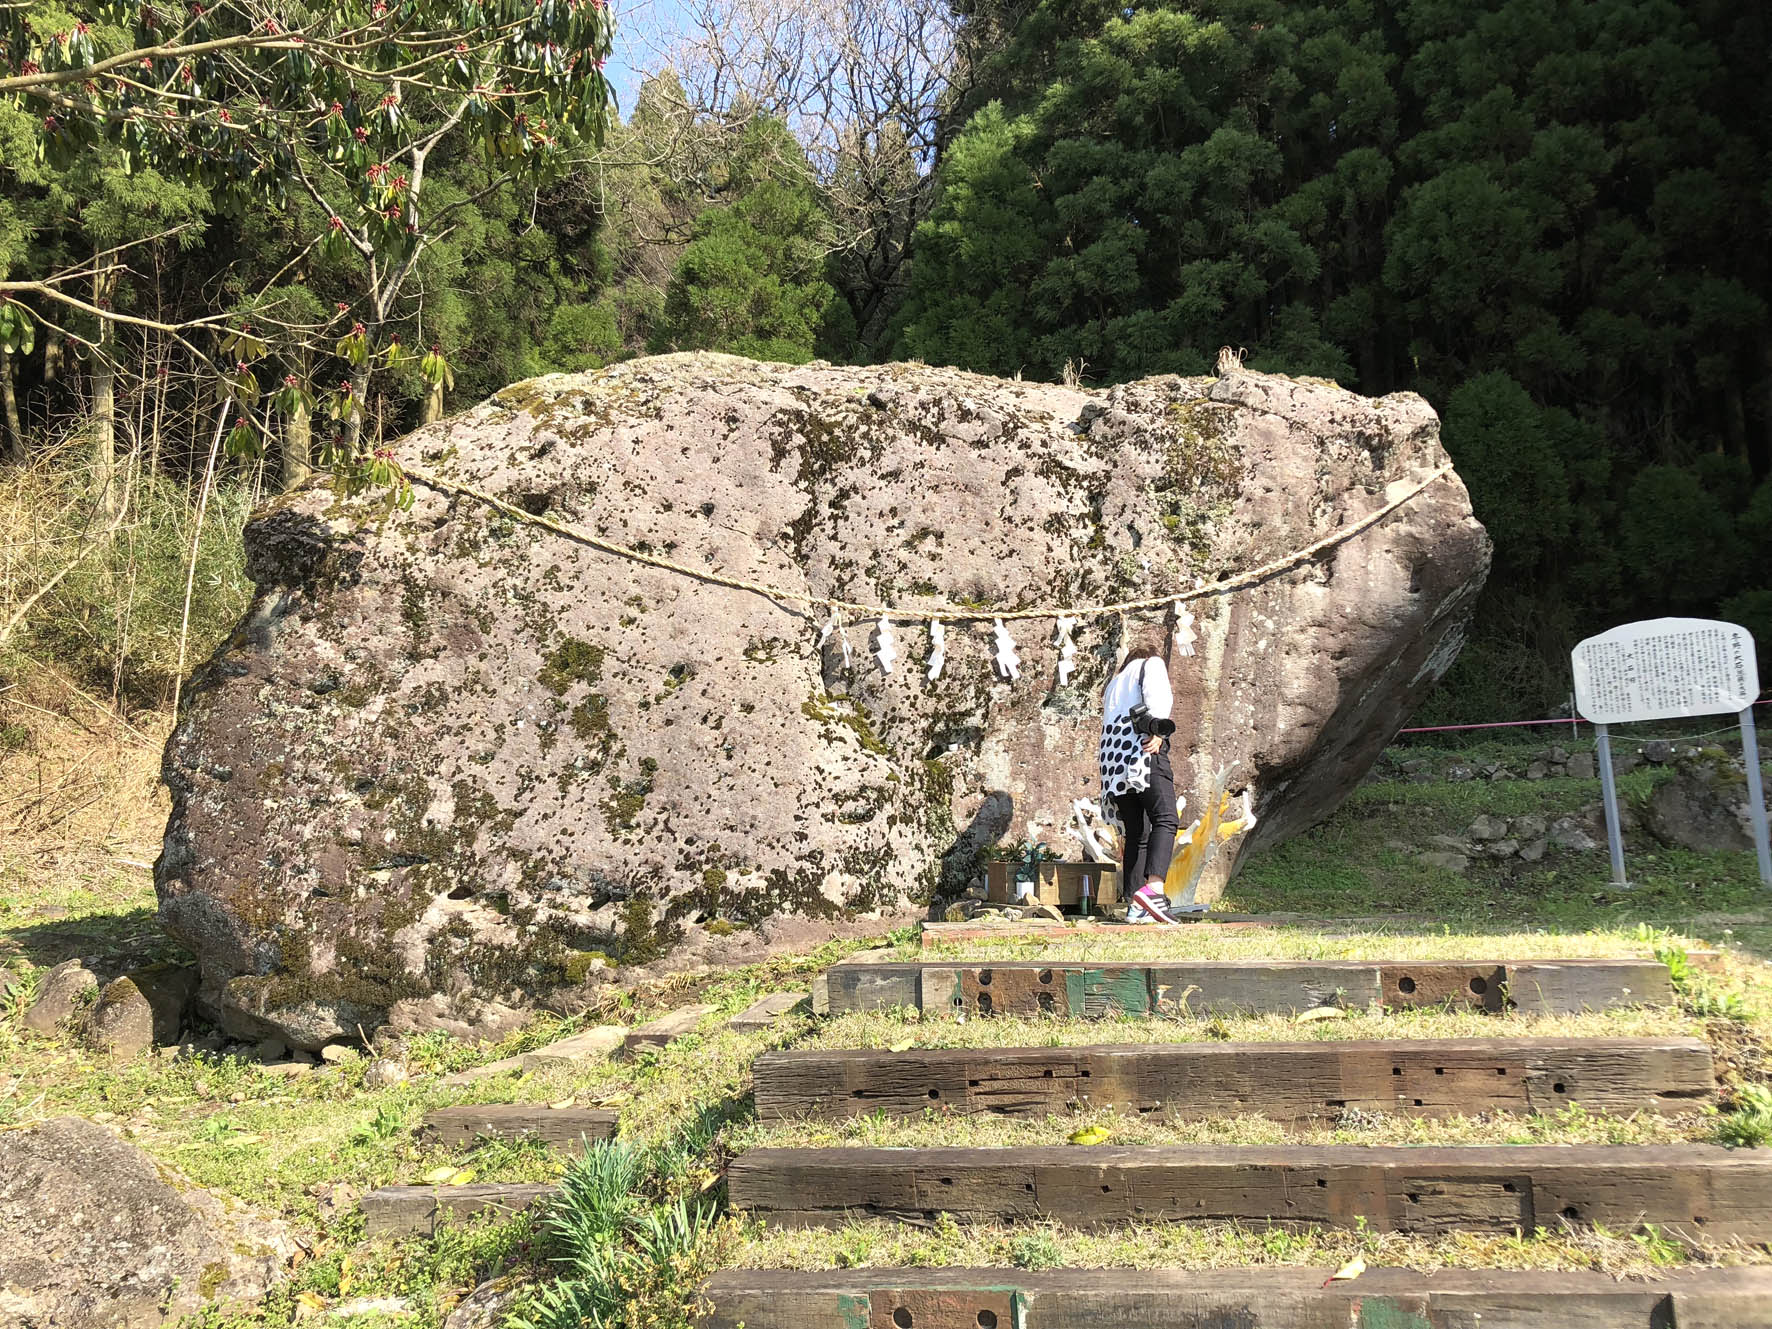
top-left (156, 352), bottom-right (1489, 1047)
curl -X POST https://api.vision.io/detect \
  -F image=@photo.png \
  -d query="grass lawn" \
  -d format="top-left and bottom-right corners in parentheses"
top-left (801, 1002), bottom-right (1732, 1053)
top-left (724, 1214), bottom-right (1762, 1281)
top-left (913, 923), bottom-right (1746, 963)
top-left (1228, 754), bottom-right (1772, 956)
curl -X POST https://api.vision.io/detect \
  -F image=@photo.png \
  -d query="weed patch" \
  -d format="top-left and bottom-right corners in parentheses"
top-left (1716, 1084), bottom-right (1772, 1149)
top-left (507, 1140), bottom-right (727, 1329)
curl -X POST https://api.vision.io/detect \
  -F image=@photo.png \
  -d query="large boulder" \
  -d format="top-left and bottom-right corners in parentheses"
top-left (1643, 748), bottom-right (1772, 853)
top-left (158, 354), bottom-right (1488, 1046)
top-left (0, 1116), bottom-right (293, 1327)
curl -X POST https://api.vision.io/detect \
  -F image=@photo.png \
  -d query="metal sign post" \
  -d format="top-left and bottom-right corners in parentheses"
top-left (1572, 617), bottom-right (1768, 889)
top-left (1744, 704), bottom-right (1772, 886)
top-left (1592, 723), bottom-right (1629, 886)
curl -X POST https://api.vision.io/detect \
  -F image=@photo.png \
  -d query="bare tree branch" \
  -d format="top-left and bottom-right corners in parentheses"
top-left (623, 0), bottom-right (983, 341)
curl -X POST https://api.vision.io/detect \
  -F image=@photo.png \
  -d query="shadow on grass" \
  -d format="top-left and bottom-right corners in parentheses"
top-left (0, 903), bottom-right (187, 973)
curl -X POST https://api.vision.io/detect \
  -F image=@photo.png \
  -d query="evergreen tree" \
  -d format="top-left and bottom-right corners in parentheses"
top-left (653, 123), bottom-right (852, 363)
top-left (2, 0), bottom-right (617, 497)
top-left (904, 0), bottom-right (1772, 707)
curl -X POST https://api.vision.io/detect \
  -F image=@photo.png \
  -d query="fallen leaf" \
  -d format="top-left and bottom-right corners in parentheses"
top-left (1295, 1006), bottom-right (1345, 1023)
top-left (887, 1038), bottom-right (915, 1053)
top-left (447, 1167), bottom-right (476, 1186)
top-left (420, 1166), bottom-right (455, 1185)
top-left (548, 1098), bottom-right (575, 1110)
top-left (1323, 1256), bottom-right (1366, 1286)
top-left (295, 1290), bottom-right (327, 1319)
top-left (338, 1255), bottom-right (355, 1295)
top-left (1068, 1124), bottom-right (1112, 1146)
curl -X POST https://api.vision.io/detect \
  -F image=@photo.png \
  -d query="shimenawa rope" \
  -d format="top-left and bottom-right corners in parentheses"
top-left (400, 463), bottom-right (1456, 624)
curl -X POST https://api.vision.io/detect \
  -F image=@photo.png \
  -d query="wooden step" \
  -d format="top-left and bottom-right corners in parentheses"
top-left (423, 1104), bottom-right (617, 1149)
top-left (822, 958), bottom-right (1672, 1017)
top-left (441, 1024), bottom-right (627, 1084)
top-left (753, 1036), bottom-right (1714, 1121)
top-left (727, 1144), bottom-right (1772, 1239)
top-left (700, 1266), bottom-right (1772, 1328)
top-left (361, 1181), bottom-right (554, 1238)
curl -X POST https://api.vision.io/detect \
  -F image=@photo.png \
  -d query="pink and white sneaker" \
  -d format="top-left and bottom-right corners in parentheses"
top-left (1126, 883), bottom-right (1179, 925)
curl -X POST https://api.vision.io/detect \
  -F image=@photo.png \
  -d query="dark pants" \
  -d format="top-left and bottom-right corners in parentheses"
top-left (1114, 748), bottom-right (1178, 888)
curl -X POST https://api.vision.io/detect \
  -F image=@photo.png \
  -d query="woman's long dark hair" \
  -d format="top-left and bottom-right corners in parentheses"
top-left (1103, 638), bottom-right (1165, 697)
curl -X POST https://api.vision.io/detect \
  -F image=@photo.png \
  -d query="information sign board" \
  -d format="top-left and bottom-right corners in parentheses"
top-left (1572, 618), bottom-right (1758, 724)
top-left (1570, 618), bottom-right (1767, 888)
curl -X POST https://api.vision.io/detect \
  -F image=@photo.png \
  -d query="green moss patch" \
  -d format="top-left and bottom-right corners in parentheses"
top-left (801, 696), bottom-right (890, 757)
top-left (539, 638), bottom-right (606, 694)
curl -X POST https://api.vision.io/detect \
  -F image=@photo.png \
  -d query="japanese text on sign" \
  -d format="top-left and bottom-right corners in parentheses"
top-left (1572, 618), bottom-right (1759, 725)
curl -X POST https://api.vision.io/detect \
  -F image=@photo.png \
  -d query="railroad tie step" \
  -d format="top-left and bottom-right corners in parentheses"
top-left (361, 1181), bottom-right (555, 1239)
top-left (421, 1104), bottom-right (618, 1149)
top-left (821, 958), bottom-right (1673, 1017)
top-left (440, 1024), bottom-right (627, 1084)
top-left (697, 1266), bottom-right (1772, 1329)
top-left (753, 1036), bottom-right (1715, 1121)
top-left (726, 1144), bottom-right (1772, 1240)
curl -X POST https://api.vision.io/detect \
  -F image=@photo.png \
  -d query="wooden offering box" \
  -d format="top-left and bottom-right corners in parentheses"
top-left (986, 860), bottom-right (1120, 911)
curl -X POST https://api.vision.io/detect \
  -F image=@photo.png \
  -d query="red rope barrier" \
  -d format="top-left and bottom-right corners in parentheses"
top-left (1398, 698), bottom-right (1771, 736)
top-left (1398, 718), bottom-right (1581, 735)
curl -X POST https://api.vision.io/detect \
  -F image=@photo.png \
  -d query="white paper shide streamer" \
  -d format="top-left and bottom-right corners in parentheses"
top-left (927, 620), bottom-right (946, 680)
top-left (815, 598), bottom-right (1189, 687)
top-left (1053, 615), bottom-right (1078, 685)
top-left (992, 617), bottom-right (1021, 680)
top-left (818, 610), bottom-right (853, 670)
top-left (875, 616), bottom-right (897, 674)
top-left (1174, 603), bottom-right (1197, 657)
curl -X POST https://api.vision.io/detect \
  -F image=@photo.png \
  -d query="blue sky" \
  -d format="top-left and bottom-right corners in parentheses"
top-left (604, 0), bottom-right (691, 120)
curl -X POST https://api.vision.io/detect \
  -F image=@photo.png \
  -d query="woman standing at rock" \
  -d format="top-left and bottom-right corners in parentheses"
top-left (1099, 638), bottom-right (1181, 924)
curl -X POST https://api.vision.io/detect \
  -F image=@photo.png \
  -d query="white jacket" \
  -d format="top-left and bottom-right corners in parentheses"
top-left (1102, 655), bottom-right (1173, 731)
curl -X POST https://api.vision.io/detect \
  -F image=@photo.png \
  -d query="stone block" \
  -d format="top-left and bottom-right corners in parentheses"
top-left (521, 1024), bottom-right (627, 1069)
top-left (21, 960), bottom-right (96, 1036)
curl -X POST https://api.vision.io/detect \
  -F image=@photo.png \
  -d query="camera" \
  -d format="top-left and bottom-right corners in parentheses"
top-left (1127, 701), bottom-right (1175, 738)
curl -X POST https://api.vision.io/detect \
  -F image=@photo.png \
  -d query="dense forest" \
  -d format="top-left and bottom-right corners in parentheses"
top-left (1, 0), bottom-right (1768, 719)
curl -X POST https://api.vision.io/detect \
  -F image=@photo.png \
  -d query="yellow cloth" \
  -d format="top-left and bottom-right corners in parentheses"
top-left (1165, 786), bottom-right (1255, 897)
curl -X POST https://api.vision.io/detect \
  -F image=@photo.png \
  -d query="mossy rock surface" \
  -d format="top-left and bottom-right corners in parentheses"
top-left (1643, 750), bottom-right (1771, 853)
top-left (158, 352), bottom-right (1488, 1046)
